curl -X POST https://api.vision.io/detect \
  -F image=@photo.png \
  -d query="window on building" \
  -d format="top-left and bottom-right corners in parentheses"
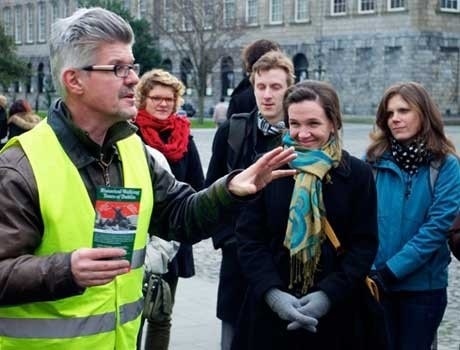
top-left (14, 81), bottom-right (21, 93)
top-left (224, 0), bottom-right (236, 27)
top-left (62, 0), bottom-right (69, 17)
top-left (270, 0), bottom-right (283, 24)
top-left (138, 0), bottom-right (147, 19)
top-left (331, 0), bottom-right (346, 15)
top-left (359, 0), bottom-right (375, 13)
top-left (180, 58), bottom-right (193, 91)
top-left (26, 5), bottom-right (34, 43)
top-left (182, 0), bottom-right (193, 31)
top-left (203, 0), bottom-right (213, 29)
top-left (38, 2), bottom-right (46, 42)
top-left (163, 0), bottom-right (173, 31)
top-left (293, 53), bottom-right (309, 82)
top-left (14, 6), bottom-right (22, 44)
top-left (51, 1), bottom-right (60, 22)
top-left (221, 56), bottom-right (234, 97)
top-left (295, 0), bottom-right (309, 21)
top-left (440, 0), bottom-right (459, 12)
top-left (206, 73), bottom-right (213, 96)
top-left (3, 7), bottom-right (13, 37)
top-left (161, 59), bottom-right (172, 72)
top-left (38, 63), bottom-right (45, 93)
top-left (246, 0), bottom-right (258, 25)
top-left (26, 63), bottom-right (33, 93)
top-left (388, 0), bottom-right (405, 10)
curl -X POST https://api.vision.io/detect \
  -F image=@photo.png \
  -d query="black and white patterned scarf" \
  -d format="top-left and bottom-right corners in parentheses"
top-left (390, 137), bottom-right (431, 175)
top-left (257, 112), bottom-right (285, 136)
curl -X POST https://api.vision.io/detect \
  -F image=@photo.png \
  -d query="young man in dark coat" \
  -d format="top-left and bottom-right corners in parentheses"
top-left (205, 50), bottom-right (294, 350)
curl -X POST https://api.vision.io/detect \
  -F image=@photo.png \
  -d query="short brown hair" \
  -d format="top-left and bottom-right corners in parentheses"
top-left (135, 69), bottom-right (185, 112)
top-left (250, 51), bottom-right (295, 87)
top-left (242, 39), bottom-right (281, 73)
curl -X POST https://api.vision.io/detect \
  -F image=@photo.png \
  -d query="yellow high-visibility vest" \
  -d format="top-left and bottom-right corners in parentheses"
top-left (0, 120), bottom-right (153, 350)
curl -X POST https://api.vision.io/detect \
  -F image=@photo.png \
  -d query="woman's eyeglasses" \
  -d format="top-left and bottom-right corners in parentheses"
top-left (147, 96), bottom-right (175, 104)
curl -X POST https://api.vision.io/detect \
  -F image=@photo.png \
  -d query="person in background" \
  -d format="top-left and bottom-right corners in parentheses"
top-left (0, 7), bottom-right (297, 350)
top-left (233, 80), bottom-right (382, 350)
top-left (226, 39), bottom-right (281, 119)
top-left (134, 68), bottom-right (204, 350)
top-left (7, 99), bottom-right (41, 138)
top-left (365, 82), bottom-right (460, 350)
top-left (0, 95), bottom-right (7, 147)
top-left (213, 97), bottom-right (229, 127)
top-left (206, 51), bottom-right (295, 350)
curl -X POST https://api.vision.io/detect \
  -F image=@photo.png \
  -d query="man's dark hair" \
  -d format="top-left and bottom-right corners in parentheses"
top-left (242, 39), bottom-right (281, 73)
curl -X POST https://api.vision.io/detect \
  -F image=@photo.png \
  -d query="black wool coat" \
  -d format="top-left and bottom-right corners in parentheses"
top-left (205, 109), bottom-right (281, 324)
top-left (166, 135), bottom-right (204, 278)
top-left (140, 132), bottom-right (205, 278)
top-left (226, 77), bottom-right (256, 119)
top-left (232, 151), bottom-right (386, 350)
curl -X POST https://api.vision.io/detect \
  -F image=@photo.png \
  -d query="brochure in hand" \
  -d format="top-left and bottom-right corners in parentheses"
top-left (93, 186), bottom-right (142, 264)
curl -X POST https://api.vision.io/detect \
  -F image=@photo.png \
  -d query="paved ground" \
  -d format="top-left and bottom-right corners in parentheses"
top-left (160, 124), bottom-right (460, 350)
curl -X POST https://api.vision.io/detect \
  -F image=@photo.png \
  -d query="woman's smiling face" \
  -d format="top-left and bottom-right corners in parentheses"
top-left (288, 100), bottom-right (334, 149)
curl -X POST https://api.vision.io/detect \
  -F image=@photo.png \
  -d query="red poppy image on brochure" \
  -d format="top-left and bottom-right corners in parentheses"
top-left (93, 186), bottom-right (142, 264)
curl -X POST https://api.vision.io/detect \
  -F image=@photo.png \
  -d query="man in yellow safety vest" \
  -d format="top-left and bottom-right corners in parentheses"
top-left (0, 7), bottom-right (296, 350)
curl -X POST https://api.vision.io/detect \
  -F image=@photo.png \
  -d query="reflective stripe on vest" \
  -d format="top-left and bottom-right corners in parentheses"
top-left (0, 120), bottom-right (153, 350)
top-left (0, 298), bottom-right (144, 338)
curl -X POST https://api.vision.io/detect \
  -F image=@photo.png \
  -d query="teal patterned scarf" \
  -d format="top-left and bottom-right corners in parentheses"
top-left (282, 133), bottom-right (341, 293)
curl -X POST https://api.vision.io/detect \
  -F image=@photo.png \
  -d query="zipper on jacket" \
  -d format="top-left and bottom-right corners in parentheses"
top-left (97, 153), bottom-right (113, 186)
top-left (405, 177), bottom-right (413, 197)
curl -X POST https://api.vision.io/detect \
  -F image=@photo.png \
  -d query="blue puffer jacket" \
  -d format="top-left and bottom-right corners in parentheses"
top-left (370, 152), bottom-right (460, 291)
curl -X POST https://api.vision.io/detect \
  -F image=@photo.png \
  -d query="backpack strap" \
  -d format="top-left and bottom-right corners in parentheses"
top-left (227, 112), bottom-right (251, 172)
top-left (429, 159), bottom-right (441, 192)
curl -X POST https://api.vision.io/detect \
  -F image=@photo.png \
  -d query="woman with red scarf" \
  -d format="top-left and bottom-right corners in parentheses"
top-left (134, 69), bottom-right (204, 350)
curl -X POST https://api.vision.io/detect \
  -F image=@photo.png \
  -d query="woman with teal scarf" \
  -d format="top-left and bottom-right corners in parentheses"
top-left (232, 81), bottom-right (385, 350)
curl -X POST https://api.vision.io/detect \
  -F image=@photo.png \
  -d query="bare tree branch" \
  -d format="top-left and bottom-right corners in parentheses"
top-left (151, 0), bottom-right (245, 122)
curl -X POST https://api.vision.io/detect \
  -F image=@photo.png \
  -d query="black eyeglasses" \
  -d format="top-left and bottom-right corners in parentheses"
top-left (81, 63), bottom-right (140, 78)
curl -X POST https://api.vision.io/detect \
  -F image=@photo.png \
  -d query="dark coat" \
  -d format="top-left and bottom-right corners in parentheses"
top-left (205, 109), bottom-right (282, 323)
top-left (232, 151), bottom-right (386, 350)
top-left (0, 106), bottom-right (7, 140)
top-left (141, 132), bottom-right (205, 278)
top-left (226, 77), bottom-right (256, 119)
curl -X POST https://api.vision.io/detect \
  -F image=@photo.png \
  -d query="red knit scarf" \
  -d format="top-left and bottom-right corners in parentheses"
top-left (135, 109), bottom-right (190, 162)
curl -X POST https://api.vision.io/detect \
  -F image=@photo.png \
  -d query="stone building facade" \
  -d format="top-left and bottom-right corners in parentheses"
top-left (155, 0), bottom-right (460, 116)
top-left (1, 0), bottom-right (459, 116)
top-left (0, 0), bottom-right (78, 110)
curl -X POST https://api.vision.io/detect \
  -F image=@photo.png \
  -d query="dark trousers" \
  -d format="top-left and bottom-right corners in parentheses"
top-left (382, 288), bottom-right (447, 350)
top-left (137, 275), bottom-right (178, 350)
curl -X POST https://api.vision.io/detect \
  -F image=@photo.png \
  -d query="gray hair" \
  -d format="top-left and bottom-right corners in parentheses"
top-left (49, 7), bottom-right (134, 98)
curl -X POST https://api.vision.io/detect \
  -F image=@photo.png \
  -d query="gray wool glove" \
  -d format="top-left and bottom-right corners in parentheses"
top-left (287, 291), bottom-right (331, 332)
top-left (265, 288), bottom-right (318, 331)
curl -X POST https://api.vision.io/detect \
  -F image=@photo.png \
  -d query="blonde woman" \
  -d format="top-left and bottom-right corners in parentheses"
top-left (134, 69), bottom-right (204, 350)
